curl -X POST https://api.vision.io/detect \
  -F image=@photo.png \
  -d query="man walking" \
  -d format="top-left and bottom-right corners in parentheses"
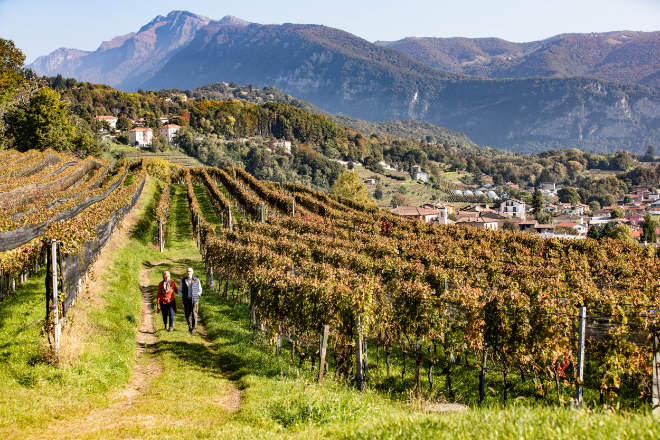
top-left (180, 267), bottom-right (202, 334)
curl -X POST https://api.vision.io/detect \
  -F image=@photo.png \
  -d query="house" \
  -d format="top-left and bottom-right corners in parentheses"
top-left (539, 182), bottom-right (556, 192)
top-left (534, 224), bottom-right (555, 235)
top-left (456, 218), bottom-right (498, 231)
top-left (391, 206), bottom-right (438, 223)
top-left (500, 199), bottom-right (527, 219)
top-left (378, 161), bottom-right (396, 171)
top-left (649, 200), bottom-right (660, 215)
top-left (268, 139), bottom-right (292, 154)
top-left (364, 178), bottom-right (376, 185)
top-left (158, 117), bottom-right (169, 125)
top-left (410, 165), bottom-right (428, 183)
top-left (128, 127), bottom-right (153, 146)
top-left (94, 115), bottom-right (118, 130)
top-left (159, 124), bottom-right (181, 144)
top-left (171, 93), bottom-right (187, 102)
top-left (554, 222), bottom-right (588, 235)
top-left (518, 220), bottom-right (537, 232)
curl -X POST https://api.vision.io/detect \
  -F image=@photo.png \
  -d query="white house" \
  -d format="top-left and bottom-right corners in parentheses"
top-left (410, 165), bottom-right (429, 183)
top-left (159, 124), bottom-right (181, 144)
top-left (129, 127), bottom-right (153, 147)
top-left (268, 139), bottom-right (292, 154)
top-left (94, 115), bottom-right (118, 130)
top-left (500, 199), bottom-right (527, 219)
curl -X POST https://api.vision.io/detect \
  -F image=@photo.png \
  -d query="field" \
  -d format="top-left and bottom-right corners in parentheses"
top-left (0, 150), bottom-right (658, 439)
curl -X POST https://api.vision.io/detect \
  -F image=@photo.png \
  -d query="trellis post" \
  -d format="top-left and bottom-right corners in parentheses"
top-left (653, 333), bottom-right (659, 417)
top-left (575, 306), bottom-right (586, 407)
top-left (479, 346), bottom-right (487, 405)
top-left (319, 325), bottom-right (329, 382)
top-left (158, 219), bottom-right (164, 252)
top-left (260, 201), bottom-right (265, 222)
top-left (227, 206), bottom-right (233, 231)
top-left (355, 314), bottom-right (364, 390)
top-left (291, 198), bottom-right (295, 216)
top-left (51, 239), bottom-right (60, 357)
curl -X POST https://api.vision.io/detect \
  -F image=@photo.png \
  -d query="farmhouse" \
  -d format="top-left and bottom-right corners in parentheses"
top-left (390, 206), bottom-right (438, 223)
top-left (94, 115), bottom-right (118, 129)
top-left (499, 199), bottom-right (527, 219)
top-left (159, 124), bottom-right (181, 144)
top-left (128, 127), bottom-right (153, 146)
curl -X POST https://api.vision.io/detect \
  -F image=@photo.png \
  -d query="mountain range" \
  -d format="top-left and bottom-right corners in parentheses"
top-left (377, 31), bottom-right (660, 87)
top-left (29, 11), bottom-right (660, 154)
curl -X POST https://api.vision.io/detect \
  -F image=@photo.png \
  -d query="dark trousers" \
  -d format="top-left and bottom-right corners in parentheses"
top-left (183, 298), bottom-right (198, 330)
top-left (161, 301), bottom-right (174, 329)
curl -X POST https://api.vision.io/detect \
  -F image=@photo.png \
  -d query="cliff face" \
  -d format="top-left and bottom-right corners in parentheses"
top-left (30, 12), bottom-right (660, 154)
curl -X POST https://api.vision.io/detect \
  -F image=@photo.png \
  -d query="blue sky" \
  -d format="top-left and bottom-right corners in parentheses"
top-left (1, 0), bottom-right (659, 63)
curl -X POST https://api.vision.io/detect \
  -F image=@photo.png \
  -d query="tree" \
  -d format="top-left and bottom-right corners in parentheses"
top-left (502, 221), bottom-right (518, 231)
top-left (391, 193), bottom-right (406, 207)
top-left (116, 133), bottom-right (129, 145)
top-left (535, 211), bottom-right (551, 224)
top-left (643, 145), bottom-right (655, 161)
top-left (5, 88), bottom-right (75, 152)
top-left (150, 134), bottom-right (168, 153)
top-left (557, 187), bottom-right (581, 205)
top-left (531, 188), bottom-right (544, 214)
top-left (374, 184), bottom-right (384, 200)
top-left (640, 214), bottom-right (658, 243)
top-left (116, 116), bottom-right (132, 131)
top-left (589, 200), bottom-right (601, 212)
top-left (331, 171), bottom-right (369, 203)
top-left (610, 208), bottom-right (625, 219)
top-left (0, 38), bottom-right (25, 106)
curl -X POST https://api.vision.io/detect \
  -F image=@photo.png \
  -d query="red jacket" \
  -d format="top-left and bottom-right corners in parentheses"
top-left (157, 280), bottom-right (178, 311)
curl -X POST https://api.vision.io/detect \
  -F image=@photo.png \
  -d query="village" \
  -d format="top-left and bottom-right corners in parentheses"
top-left (390, 173), bottom-right (660, 243)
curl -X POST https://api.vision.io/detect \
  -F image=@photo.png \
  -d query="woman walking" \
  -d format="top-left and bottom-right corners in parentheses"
top-left (157, 271), bottom-right (178, 331)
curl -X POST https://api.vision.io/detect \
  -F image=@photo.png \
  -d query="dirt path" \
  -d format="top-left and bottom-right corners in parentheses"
top-left (27, 181), bottom-right (241, 439)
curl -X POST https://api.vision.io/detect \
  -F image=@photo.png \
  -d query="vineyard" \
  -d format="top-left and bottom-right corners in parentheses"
top-left (1, 148), bottom-right (658, 415)
top-left (173, 163), bottom-right (659, 409)
top-left (0, 149), bottom-right (146, 353)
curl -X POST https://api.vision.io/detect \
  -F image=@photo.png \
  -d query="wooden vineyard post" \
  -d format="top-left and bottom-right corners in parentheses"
top-left (158, 219), bottom-right (164, 252)
top-left (227, 206), bottom-right (233, 231)
top-left (50, 240), bottom-right (60, 358)
top-left (479, 345), bottom-right (487, 405)
top-left (209, 268), bottom-right (214, 292)
top-left (575, 306), bottom-right (586, 408)
top-left (653, 333), bottom-right (659, 417)
top-left (196, 215), bottom-right (201, 248)
top-left (291, 198), bottom-right (295, 216)
top-left (319, 325), bottom-right (329, 382)
top-left (260, 201), bottom-right (265, 222)
top-left (355, 314), bottom-right (364, 390)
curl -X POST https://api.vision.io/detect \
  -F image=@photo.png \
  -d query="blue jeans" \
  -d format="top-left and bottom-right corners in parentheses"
top-left (161, 301), bottom-right (175, 329)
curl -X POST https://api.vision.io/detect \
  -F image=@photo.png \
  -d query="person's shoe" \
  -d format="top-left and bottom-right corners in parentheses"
top-left (191, 328), bottom-right (196, 335)
top-left (168, 327), bottom-right (173, 332)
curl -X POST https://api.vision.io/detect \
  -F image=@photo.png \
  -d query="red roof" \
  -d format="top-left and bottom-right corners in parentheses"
top-left (129, 127), bottom-right (152, 132)
top-left (160, 124), bottom-right (181, 129)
